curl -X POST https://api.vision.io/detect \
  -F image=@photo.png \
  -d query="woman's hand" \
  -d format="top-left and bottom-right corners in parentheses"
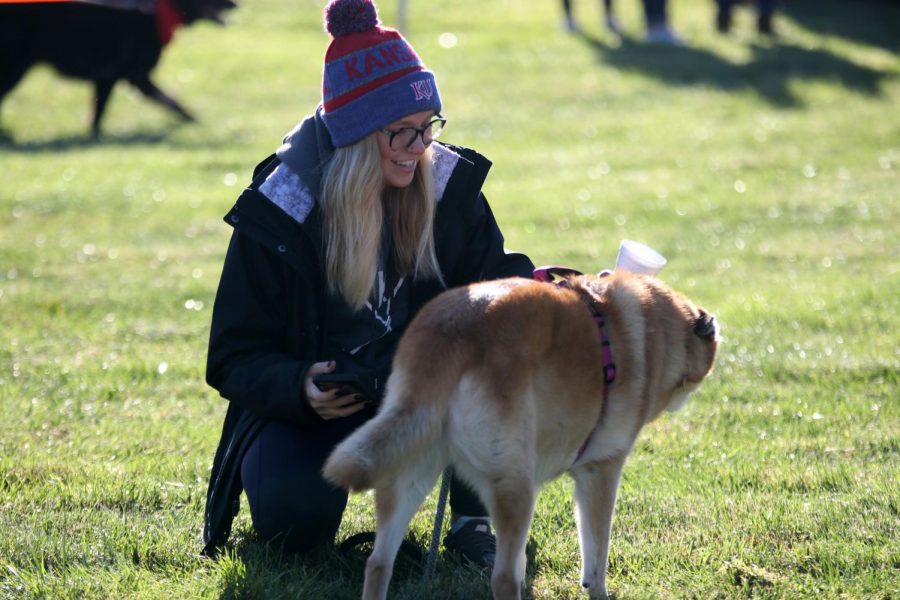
top-left (304, 360), bottom-right (367, 420)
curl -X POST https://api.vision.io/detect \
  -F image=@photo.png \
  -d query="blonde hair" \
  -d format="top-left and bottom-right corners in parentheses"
top-left (320, 133), bottom-right (443, 310)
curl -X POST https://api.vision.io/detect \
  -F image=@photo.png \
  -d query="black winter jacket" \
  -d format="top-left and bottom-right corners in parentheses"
top-left (201, 112), bottom-right (534, 555)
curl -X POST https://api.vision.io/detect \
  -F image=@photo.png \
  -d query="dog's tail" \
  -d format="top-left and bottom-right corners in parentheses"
top-left (323, 341), bottom-right (465, 492)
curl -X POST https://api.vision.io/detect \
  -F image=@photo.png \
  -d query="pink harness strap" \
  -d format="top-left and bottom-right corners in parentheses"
top-left (532, 266), bottom-right (616, 466)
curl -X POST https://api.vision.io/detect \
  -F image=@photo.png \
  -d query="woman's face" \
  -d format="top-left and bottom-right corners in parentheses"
top-left (376, 110), bottom-right (435, 189)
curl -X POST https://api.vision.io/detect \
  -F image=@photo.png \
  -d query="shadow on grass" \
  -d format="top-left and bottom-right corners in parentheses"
top-left (577, 32), bottom-right (890, 108)
top-left (215, 531), bottom-right (503, 600)
top-left (0, 129), bottom-right (168, 153)
top-left (783, 0), bottom-right (900, 53)
top-left (0, 123), bottom-right (220, 153)
top-left (211, 532), bottom-right (560, 599)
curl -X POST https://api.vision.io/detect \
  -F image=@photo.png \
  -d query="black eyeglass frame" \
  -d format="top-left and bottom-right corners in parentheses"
top-left (379, 116), bottom-right (447, 150)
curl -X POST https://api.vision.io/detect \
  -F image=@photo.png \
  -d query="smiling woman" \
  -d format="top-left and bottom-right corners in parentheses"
top-left (201, 0), bottom-right (534, 573)
top-left (376, 111), bottom-right (445, 188)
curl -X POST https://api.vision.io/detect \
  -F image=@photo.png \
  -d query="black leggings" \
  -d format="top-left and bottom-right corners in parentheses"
top-left (240, 420), bottom-right (487, 553)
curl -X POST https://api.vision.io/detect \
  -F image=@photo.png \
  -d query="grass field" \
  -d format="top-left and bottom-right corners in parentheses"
top-left (1, 0), bottom-right (898, 598)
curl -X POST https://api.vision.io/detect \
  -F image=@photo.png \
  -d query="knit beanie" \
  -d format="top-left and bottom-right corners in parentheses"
top-left (320, 0), bottom-right (442, 147)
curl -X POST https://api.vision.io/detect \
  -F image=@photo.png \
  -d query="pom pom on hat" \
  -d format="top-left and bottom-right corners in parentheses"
top-left (324, 0), bottom-right (379, 37)
top-left (320, 0), bottom-right (442, 147)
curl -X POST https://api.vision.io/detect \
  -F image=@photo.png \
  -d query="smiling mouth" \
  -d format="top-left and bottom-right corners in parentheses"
top-left (393, 160), bottom-right (416, 168)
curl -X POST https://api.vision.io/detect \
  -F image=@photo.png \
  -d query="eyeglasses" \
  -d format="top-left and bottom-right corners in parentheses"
top-left (380, 116), bottom-right (446, 151)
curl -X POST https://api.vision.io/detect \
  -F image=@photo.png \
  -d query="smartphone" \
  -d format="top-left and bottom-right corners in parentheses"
top-left (312, 372), bottom-right (375, 402)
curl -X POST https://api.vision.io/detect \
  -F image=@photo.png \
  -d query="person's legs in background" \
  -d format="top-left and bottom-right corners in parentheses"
top-left (561, 0), bottom-right (622, 34)
top-left (644, 0), bottom-right (683, 45)
top-left (715, 0), bottom-right (734, 33)
top-left (717, 0), bottom-right (777, 35)
top-left (561, 0), bottom-right (579, 32)
top-left (603, 0), bottom-right (623, 34)
top-left (757, 0), bottom-right (776, 35)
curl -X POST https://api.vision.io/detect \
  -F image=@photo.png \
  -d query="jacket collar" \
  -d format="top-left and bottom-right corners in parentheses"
top-left (275, 106), bottom-right (335, 197)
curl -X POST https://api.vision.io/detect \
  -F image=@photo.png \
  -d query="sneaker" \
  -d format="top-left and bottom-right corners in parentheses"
top-left (605, 16), bottom-right (623, 35)
top-left (443, 518), bottom-right (496, 569)
top-left (646, 25), bottom-right (684, 46)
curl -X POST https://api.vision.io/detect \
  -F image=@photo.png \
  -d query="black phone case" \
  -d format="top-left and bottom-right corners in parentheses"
top-left (312, 372), bottom-right (377, 401)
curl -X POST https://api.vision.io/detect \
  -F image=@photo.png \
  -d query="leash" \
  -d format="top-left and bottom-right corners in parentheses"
top-left (423, 467), bottom-right (452, 580)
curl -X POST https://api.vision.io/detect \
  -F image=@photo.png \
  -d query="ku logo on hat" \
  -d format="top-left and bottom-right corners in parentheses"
top-left (410, 79), bottom-right (434, 101)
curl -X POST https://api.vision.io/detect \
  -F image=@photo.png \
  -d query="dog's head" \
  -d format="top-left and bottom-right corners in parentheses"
top-left (583, 272), bottom-right (720, 418)
top-left (174, 0), bottom-right (237, 25)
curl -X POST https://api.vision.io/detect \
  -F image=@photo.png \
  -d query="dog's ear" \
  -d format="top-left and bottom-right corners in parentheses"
top-left (693, 309), bottom-right (718, 340)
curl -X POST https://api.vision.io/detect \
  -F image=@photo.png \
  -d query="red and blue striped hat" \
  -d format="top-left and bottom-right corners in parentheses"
top-left (321, 0), bottom-right (442, 147)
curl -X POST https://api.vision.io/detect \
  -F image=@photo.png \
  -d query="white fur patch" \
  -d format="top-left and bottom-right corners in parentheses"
top-left (667, 383), bottom-right (699, 413)
top-left (431, 143), bottom-right (460, 203)
top-left (466, 279), bottom-right (529, 304)
top-left (259, 163), bottom-right (315, 224)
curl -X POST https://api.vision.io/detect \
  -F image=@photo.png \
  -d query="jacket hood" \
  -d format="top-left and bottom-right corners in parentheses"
top-left (275, 106), bottom-right (335, 196)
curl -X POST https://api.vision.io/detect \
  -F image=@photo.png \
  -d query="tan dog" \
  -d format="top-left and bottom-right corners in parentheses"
top-left (324, 271), bottom-right (720, 600)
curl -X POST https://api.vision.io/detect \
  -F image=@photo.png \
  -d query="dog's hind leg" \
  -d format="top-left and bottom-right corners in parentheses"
top-left (482, 473), bottom-right (535, 600)
top-left (363, 447), bottom-right (443, 600)
top-left (570, 454), bottom-right (626, 599)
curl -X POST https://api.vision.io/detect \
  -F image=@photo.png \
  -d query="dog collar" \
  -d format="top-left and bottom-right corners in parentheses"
top-left (155, 0), bottom-right (185, 46)
top-left (533, 267), bottom-right (616, 466)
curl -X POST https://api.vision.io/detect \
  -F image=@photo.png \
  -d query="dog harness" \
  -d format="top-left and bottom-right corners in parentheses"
top-left (533, 266), bottom-right (617, 467)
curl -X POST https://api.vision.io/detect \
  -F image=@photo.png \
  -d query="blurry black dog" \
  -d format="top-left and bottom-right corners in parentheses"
top-left (0, 0), bottom-right (236, 138)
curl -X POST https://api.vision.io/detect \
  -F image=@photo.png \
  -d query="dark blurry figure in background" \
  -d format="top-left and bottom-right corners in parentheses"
top-left (0, 0), bottom-right (236, 138)
top-left (562, 0), bottom-right (621, 34)
top-left (562, 0), bottom-right (683, 45)
top-left (716, 0), bottom-right (777, 36)
top-left (642, 0), bottom-right (682, 44)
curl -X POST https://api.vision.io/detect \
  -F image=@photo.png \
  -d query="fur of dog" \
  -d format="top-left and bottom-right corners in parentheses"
top-left (323, 271), bottom-right (720, 600)
top-left (0, 0), bottom-right (235, 138)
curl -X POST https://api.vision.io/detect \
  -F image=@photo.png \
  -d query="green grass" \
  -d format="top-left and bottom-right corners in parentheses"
top-left (1, 0), bottom-right (898, 597)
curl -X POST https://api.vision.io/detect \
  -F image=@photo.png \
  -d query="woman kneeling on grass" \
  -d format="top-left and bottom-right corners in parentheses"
top-left (200, 0), bottom-right (534, 568)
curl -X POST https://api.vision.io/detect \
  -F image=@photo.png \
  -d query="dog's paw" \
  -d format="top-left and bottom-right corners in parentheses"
top-left (586, 583), bottom-right (612, 600)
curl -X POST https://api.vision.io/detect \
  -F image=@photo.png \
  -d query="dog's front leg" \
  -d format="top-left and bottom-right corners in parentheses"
top-left (571, 454), bottom-right (626, 599)
top-left (91, 78), bottom-right (115, 137)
